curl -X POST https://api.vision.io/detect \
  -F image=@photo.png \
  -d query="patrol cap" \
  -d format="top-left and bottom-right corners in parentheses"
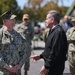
top-left (23, 14), bottom-right (29, 19)
top-left (0, 10), bottom-right (16, 20)
top-left (71, 17), bottom-right (75, 22)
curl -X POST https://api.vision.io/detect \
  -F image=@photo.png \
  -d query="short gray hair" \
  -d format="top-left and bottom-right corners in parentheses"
top-left (47, 10), bottom-right (61, 23)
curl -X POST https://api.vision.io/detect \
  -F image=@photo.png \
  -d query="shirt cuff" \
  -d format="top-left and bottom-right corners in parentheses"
top-left (44, 64), bottom-right (50, 69)
top-left (40, 54), bottom-right (43, 58)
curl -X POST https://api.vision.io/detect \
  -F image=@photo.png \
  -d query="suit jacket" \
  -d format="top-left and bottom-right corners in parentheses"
top-left (40, 25), bottom-right (68, 69)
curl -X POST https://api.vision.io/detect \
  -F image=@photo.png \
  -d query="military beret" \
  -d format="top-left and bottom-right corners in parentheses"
top-left (0, 10), bottom-right (16, 20)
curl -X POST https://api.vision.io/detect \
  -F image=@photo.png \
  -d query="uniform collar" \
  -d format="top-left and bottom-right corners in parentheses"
top-left (2, 26), bottom-right (15, 36)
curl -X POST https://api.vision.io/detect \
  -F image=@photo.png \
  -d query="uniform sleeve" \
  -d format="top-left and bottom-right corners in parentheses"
top-left (66, 29), bottom-right (71, 41)
top-left (66, 28), bottom-right (75, 43)
top-left (31, 26), bottom-right (34, 40)
top-left (0, 55), bottom-right (8, 68)
top-left (42, 30), bottom-right (47, 42)
top-left (42, 29), bottom-right (49, 42)
top-left (14, 24), bottom-right (20, 31)
top-left (0, 29), bottom-right (8, 68)
top-left (18, 42), bottom-right (27, 67)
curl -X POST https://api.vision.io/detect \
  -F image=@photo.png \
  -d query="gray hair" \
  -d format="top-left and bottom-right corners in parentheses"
top-left (47, 10), bottom-right (61, 23)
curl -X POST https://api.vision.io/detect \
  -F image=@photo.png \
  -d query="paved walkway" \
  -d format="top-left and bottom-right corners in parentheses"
top-left (21, 41), bottom-right (71, 75)
top-left (28, 50), bottom-right (70, 75)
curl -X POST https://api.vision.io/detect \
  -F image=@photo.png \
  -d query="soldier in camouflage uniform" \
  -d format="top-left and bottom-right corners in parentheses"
top-left (66, 17), bottom-right (75, 75)
top-left (0, 10), bottom-right (27, 75)
top-left (43, 28), bottom-right (49, 42)
top-left (14, 14), bottom-right (34, 75)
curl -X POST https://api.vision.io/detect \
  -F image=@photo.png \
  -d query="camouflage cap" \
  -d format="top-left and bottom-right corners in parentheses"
top-left (23, 14), bottom-right (29, 19)
top-left (71, 17), bottom-right (75, 21)
top-left (0, 10), bottom-right (16, 20)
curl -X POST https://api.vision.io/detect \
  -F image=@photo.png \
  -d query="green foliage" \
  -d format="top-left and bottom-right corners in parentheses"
top-left (0, 0), bottom-right (22, 24)
top-left (0, 0), bottom-right (18, 13)
top-left (0, 0), bottom-right (69, 24)
top-left (59, 6), bottom-right (69, 17)
top-left (23, 1), bottom-right (68, 22)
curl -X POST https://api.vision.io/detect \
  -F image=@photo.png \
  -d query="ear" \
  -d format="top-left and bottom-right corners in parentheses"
top-left (3, 19), bottom-right (7, 24)
top-left (3, 20), bottom-right (5, 23)
top-left (51, 17), bottom-right (54, 23)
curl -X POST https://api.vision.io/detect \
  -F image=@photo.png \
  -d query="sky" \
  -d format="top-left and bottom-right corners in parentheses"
top-left (16, 0), bottom-right (74, 9)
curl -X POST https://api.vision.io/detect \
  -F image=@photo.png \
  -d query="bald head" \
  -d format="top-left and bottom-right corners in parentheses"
top-left (64, 15), bottom-right (69, 22)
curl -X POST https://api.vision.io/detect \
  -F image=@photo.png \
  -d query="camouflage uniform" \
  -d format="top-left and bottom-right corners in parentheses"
top-left (14, 22), bottom-right (34, 73)
top-left (0, 9), bottom-right (27, 75)
top-left (0, 27), bottom-right (27, 75)
top-left (43, 28), bottom-right (49, 42)
top-left (66, 27), bottom-right (75, 75)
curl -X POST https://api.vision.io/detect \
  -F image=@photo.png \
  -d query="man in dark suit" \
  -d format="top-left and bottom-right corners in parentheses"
top-left (30, 10), bottom-right (68, 75)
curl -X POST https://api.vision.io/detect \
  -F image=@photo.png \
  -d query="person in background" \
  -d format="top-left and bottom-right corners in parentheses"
top-left (14, 14), bottom-right (34, 75)
top-left (60, 15), bottom-right (72, 32)
top-left (66, 17), bottom-right (75, 75)
top-left (30, 10), bottom-right (68, 75)
top-left (0, 10), bottom-right (27, 75)
top-left (42, 27), bottom-right (50, 42)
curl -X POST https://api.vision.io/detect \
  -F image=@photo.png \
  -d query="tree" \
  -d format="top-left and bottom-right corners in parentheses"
top-left (0, 0), bottom-right (22, 24)
top-left (50, 0), bottom-right (70, 6)
top-left (23, 1), bottom-right (69, 21)
top-left (27, 0), bottom-right (44, 9)
top-left (0, 0), bottom-right (20, 13)
top-left (43, 2), bottom-right (60, 13)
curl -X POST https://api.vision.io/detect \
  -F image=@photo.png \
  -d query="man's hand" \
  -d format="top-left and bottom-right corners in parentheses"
top-left (30, 55), bottom-right (40, 62)
top-left (4, 65), bottom-right (17, 73)
top-left (14, 65), bottom-right (21, 71)
top-left (40, 65), bottom-right (48, 75)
